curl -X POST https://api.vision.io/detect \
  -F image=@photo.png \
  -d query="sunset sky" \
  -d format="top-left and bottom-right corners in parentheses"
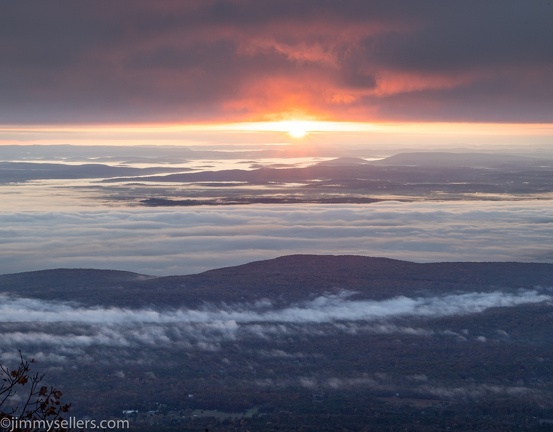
top-left (2, 1), bottom-right (553, 276)
top-left (2, 1), bottom-right (553, 146)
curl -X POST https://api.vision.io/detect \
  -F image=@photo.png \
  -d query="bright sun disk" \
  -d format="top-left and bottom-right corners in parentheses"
top-left (283, 120), bottom-right (309, 139)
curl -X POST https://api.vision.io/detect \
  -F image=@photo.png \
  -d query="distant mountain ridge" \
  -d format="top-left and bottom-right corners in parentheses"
top-left (314, 157), bottom-right (371, 166)
top-left (105, 151), bottom-right (553, 187)
top-left (372, 152), bottom-right (548, 167)
top-left (2, 255), bottom-right (552, 308)
top-left (314, 152), bottom-right (550, 168)
top-left (0, 161), bottom-right (187, 183)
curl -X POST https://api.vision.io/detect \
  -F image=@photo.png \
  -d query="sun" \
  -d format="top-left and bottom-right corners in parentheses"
top-left (282, 120), bottom-right (309, 139)
top-left (223, 118), bottom-right (381, 138)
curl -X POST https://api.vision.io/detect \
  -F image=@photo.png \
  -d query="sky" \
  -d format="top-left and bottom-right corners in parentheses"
top-left (2, 2), bottom-right (553, 276)
top-left (2, 1), bottom-right (553, 146)
top-left (2, 2), bottom-right (553, 414)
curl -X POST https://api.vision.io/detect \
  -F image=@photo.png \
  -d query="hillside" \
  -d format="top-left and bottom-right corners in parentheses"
top-left (2, 255), bottom-right (553, 307)
top-left (2, 255), bottom-right (553, 431)
top-left (372, 152), bottom-right (550, 167)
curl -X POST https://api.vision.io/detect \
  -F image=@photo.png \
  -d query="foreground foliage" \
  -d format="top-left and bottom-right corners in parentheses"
top-left (0, 352), bottom-right (70, 432)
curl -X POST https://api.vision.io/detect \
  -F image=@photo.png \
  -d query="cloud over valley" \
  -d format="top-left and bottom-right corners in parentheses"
top-left (2, 201), bottom-right (553, 275)
top-left (1, 288), bottom-right (550, 356)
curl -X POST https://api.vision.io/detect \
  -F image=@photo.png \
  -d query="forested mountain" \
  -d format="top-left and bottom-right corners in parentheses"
top-left (2, 255), bottom-right (553, 431)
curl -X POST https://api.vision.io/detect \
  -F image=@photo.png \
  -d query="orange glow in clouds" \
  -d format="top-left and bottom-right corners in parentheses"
top-left (1, 121), bottom-right (553, 147)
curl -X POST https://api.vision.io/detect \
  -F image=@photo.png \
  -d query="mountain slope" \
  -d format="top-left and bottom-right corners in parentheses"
top-left (2, 255), bottom-right (553, 430)
top-left (1, 255), bottom-right (552, 307)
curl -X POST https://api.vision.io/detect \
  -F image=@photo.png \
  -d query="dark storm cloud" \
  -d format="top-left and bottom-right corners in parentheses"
top-left (1, 0), bottom-right (553, 123)
top-left (364, 3), bottom-right (553, 72)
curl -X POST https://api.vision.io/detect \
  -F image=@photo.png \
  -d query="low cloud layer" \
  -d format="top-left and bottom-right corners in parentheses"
top-left (255, 375), bottom-right (547, 405)
top-left (2, 290), bottom-right (550, 325)
top-left (1, 200), bottom-right (553, 276)
top-left (1, 289), bottom-right (550, 356)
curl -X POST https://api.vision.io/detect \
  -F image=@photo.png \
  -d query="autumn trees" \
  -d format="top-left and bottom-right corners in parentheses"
top-left (0, 352), bottom-right (70, 432)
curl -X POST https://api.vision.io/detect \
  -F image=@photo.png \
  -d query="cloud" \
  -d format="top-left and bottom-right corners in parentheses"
top-left (0, 288), bottom-right (550, 357)
top-left (2, 1), bottom-right (553, 123)
top-left (1, 289), bottom-right (550, 325)
top-left (419, 383), bottom-right (543, 400)
top-left (1, 200), bottom-right (553, 276)
top-left (254, 374), bottom-right (546, 404)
